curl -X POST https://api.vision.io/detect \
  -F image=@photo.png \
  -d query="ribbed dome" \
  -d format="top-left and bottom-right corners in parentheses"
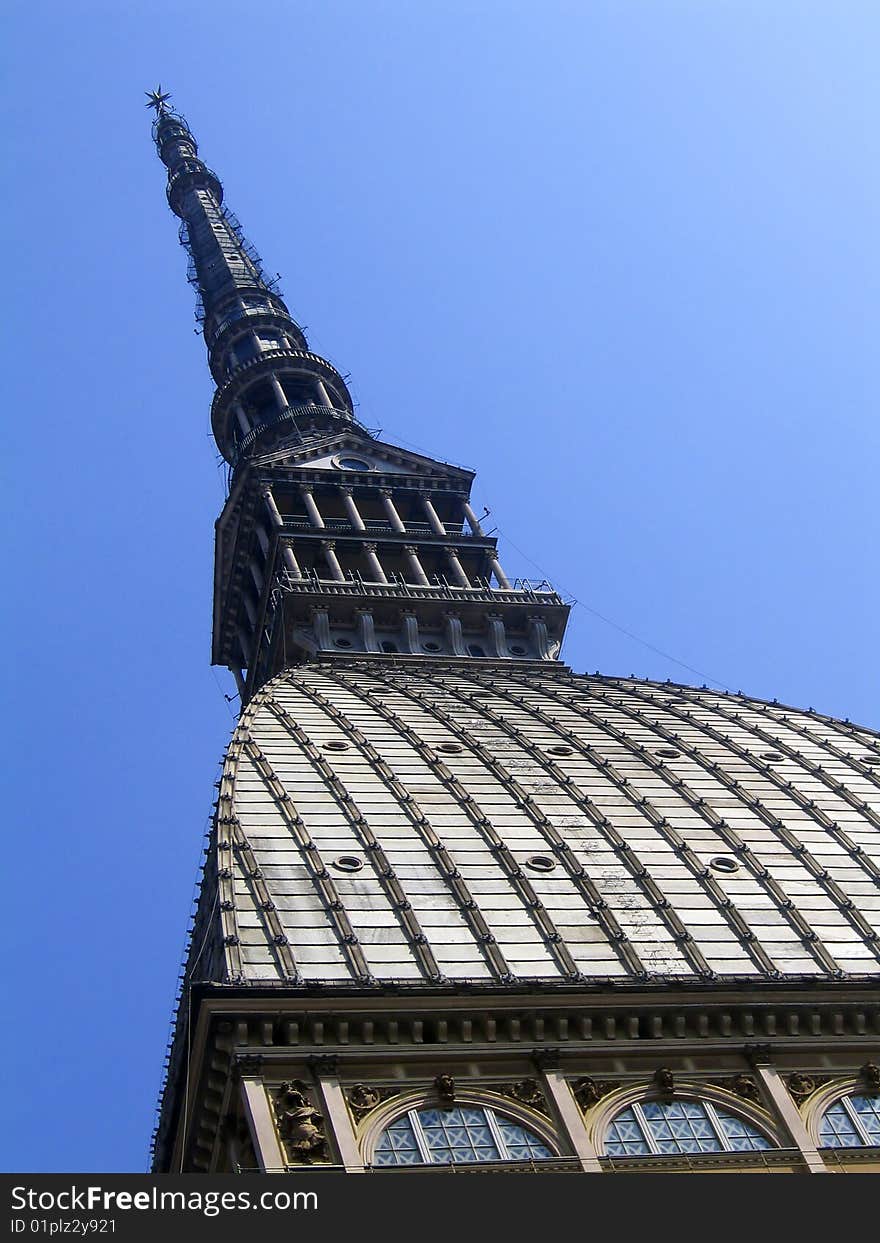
top-left (213, 661), bottom-right (880, 986)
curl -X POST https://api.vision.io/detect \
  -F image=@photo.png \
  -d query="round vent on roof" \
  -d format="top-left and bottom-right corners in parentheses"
top-left (656, 748), bottom-right (681, 759)
top-left (547, 745), bottom-right (573, 757)
top-left (709, 857), bottom-right (740, 874)
top-left (525, 855), bottom-right (556, 873)
top-left (760, 751), bottom-right (783, 762)
top-left (436, 742), bottom-right (463, 754)
top-left (323, 740), bottom-right (350, 752)
top-left (332, 855), bottom-right (364, 873)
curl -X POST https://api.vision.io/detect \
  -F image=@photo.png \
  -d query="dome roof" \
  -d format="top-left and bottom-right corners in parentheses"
top-left (212, 661), bottom-right (880, 987)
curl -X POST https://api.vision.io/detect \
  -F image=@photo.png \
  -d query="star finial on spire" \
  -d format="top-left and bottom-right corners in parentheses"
top-left (145, 85), bottom-right (172, 114)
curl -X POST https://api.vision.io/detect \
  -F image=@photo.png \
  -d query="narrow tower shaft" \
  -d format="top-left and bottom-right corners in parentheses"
top-left (150, 95), bottom-right (569, 702)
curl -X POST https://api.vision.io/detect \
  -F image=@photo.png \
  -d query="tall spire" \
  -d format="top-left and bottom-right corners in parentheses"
top-left (150, 94), bottom-right (355, 467)
top-left (148, 93), bottom-right (568, 702)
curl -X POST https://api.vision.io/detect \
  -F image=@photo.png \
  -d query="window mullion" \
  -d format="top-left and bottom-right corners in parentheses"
top-left (840, 1096), bottom-right (871, 1146)
top-left (704, 1101), bottom-right (732, 1152)
top-left (408, 1110), bottom-right (434, 1164)
top-left (484, 1107), bottom-right (508, 1159)
top-left (632, 1101), bottom-right (662, 1155)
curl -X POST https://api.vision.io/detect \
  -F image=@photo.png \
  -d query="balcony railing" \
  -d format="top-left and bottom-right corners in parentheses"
top-left (278, 571), bottom-right (561, 604)
top-left (281, 518), bottom-right (470, 538)
top-left (230, 403), bottom-right (371, 467)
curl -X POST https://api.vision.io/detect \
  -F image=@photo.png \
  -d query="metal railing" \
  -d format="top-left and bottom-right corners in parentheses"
top-left (281, 518), bottom-right (469, 538)
top-left (278, 571), bottom-right (562, 604)
top-left (231, 404), bottom-right (370, 467)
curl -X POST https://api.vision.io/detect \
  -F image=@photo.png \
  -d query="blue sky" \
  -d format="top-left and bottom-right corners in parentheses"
top-left (1, 1), bottom-right (877, 1172)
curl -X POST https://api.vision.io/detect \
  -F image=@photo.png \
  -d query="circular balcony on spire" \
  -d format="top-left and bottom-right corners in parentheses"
top-left (211, 349), bottom-right (355, 462)
top-left (167, 160), bottom-right (224, 216)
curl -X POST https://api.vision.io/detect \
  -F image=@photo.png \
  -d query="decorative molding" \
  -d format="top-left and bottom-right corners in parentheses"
top-left (272, 1080), bottom-right (329, 1165)
top-left (495, 1078), bottom-right (550, 1118)
top-left (653, 1066), bottom-right (675, 1098)
top-left (860, 1061), bottom-right (880, 1096)
top-left (433, 1074), bottom-right (456, 1103)
top-left (707, 1074), bottom-right (762, 1105)
top-left (344, 1083), bottom-right (397, 1123)
top-left (785, 1073), bottom-right (835, 1107)
top-left (571, 1078), bottom-right (621, 1111)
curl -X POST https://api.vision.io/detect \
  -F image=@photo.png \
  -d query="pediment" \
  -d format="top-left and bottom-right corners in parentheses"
top-left (251, 430), bottom-right (473, 483)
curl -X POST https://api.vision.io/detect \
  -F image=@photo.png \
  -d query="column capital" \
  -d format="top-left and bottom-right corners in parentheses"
top-left (320, 539), bottom-right (336, 550)
top-left (362, 542), bottom-right (378, 552)
top-left (338, 485), bottom-right (353, 496)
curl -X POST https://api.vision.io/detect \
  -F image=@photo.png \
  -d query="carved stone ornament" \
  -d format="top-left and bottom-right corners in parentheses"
top-left (434, 1074), bottom-right (456, 1103)
top-left (708, 1075), bottom-right (762, 1104)
top-left (653, 1067), bottom-right (675, 1097)
top-left (785, 1073), bottom-right (834, 1107)
top-left (495, 1079), bottom-right (549, 1116)
top-left (273, 1081), bottom-right (328, 1164)
top-left (860, 1062), bottom-right (880, 1097)
top-left (572, 1078), bottom-right (621, 1111)
top-left (345, 1083), bottom-right (396, 1123)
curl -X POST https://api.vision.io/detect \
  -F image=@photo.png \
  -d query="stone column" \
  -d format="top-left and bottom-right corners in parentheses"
top-left (489, 555), bottom-right (511, 590)
top-left (233, 400), bottom-right (251, 436)
top-left (249, 558), bottom-right (264, 593)
top-left (280, 544), bottom-right (302, 579)
top-left (380, 490), bottom-right (406, 533)
top-left (340, 488), bottom-right (366, 531)
top-left (538, 1070), bottom-right (603, 1173)
top-left (314, 379), bottom-right (333, 408)
top-left (231, 667), bottom-right (246, 698)
top-left (301, 488), bottom-right (325, 529)
top-left (240, 1077), bottom-right (285, 1174)
top-left (403, 545), bottom-right (430, 586)
top-left (311, 1067), bottom-right (363, 1173)
top-left (321, 541), bottom-right (345, 582)
top-left (243, 594), bottom-right (258, 626)
top-left (269, 373), bottom-right (288, 413)
top-left (262, 489), bottom-right (301, 578)
top-left (421, 494), bottom-right (446, 535)
top-left (463, 500), bottom-right (485, 536)
top-left (237, 626), bottom-right (253, 666)
top-left (445, 549), bottom-right (471, 588)
top-left (255, 524), bottom-right (270, 556)
top-left (751, 1063), bottom-right (828, 1173)
top-left (362, 542), bottom-right (388, 584)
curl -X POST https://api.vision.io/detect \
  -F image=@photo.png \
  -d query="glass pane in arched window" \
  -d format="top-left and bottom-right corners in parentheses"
top-left (819, 1096), bottom-right (880, 1148)
top-left (373, 1105), bottom-right (551, 1167)
top-left (605, 1107), bottom-right (652, 1157)
top-left (373, 1114), bottom-right (423, 1166)
top-left (605, 1100), bottom-right (771, 1157)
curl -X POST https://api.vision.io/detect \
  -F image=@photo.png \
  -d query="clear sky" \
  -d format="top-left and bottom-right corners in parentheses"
top-left (1, 1), bottom-right (877, 1173)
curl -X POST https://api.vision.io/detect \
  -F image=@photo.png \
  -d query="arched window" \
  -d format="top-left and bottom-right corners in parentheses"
top-left (373, 1105), bottom-right (553, 1167)
top-left (605, 1099), bottom-right (773, 1157)
top-left (818, 1095), bottom-right (880, 1148)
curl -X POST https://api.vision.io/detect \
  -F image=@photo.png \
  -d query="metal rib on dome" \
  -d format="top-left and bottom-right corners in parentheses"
top-left (211, 663), bottom-right (880, 987)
